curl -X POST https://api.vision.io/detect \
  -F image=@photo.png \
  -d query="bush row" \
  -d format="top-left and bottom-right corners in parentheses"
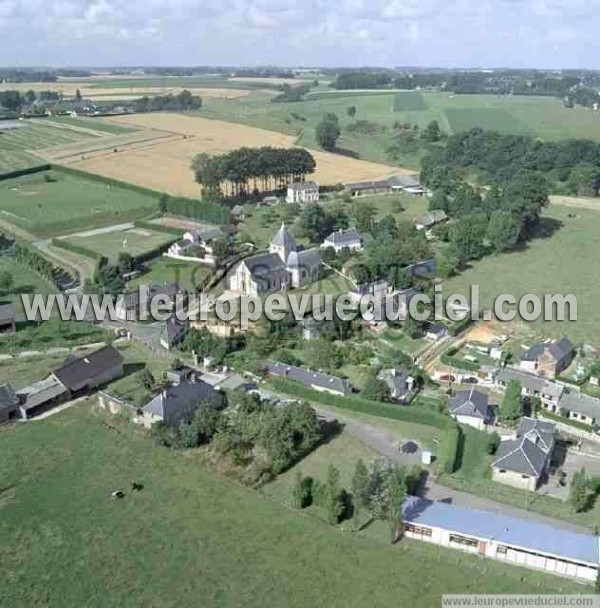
top-left (165, 197), bottom-right (230, 225)
top-left (435, 422), bottom-right (461, 474)
top-left (133, 220), bottom-right (182, 236)
top-left (270, 378), bottom-right (449, 429)
top-left (0, 164), bottom-right (51, 181)
top-left (51, 238), bottom-right (100, 260)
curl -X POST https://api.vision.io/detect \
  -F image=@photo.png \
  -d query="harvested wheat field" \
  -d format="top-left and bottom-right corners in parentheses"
top-left (61, 112), bottom-right (404, 197)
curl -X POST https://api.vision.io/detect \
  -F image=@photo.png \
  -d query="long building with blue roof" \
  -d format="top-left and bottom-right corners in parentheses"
top-left (402, 496), bottom-right (599, 582)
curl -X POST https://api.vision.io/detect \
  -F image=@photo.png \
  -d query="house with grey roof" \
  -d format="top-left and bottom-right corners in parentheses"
top-left (285, 181), bottom-right (319, 204)
top-left (414, 209), bottom-right (447, 230)
top-left (229, 223), bottom-right (320, 295)
top-left (377, 368), bottom-right (414, 403)
top-left (388, 173), bottom-right (427, 196)
top-left (495, 367), bottom-right (564, 409)
top-left (492, 417), bottom-right (555, 491)
top-left (0, 302), bottom-right (15, 333)
top-left (448, 387), bottom-right (494, 430)
top-left (344, 178), bottom-right (391, 198)
top-left (139, 377), bottom-right (224, 428)
top-left (402, 496), bottom-right (599, 582)
top-left (519, 337), bottom-right (574, 378)
top-left (321, 228), bottom-right (363, 253)
top-left (15, 377), bottom-right (69, 420)
top-left (557, 390), bottom-right (600, 428)
top-left (0, 383), bottom-right (18, 424)
top-left (266, 362), bottom-right (352, 396)
top-left (160, 315), bottom-right (189, 351)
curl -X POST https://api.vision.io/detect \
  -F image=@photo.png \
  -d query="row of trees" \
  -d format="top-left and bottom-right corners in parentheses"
top-left (293, 458), bottom-right (414, 543)
top-left (133, 90), bottom-right (202, 113)
top-left (191, 147), bottom-right (316, 198)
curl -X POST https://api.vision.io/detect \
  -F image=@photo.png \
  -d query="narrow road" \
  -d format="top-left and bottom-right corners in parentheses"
top-left (312, 402), bottom-right (590, 533)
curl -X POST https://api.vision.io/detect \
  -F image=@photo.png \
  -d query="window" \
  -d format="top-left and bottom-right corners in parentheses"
top-left (405, 524), bottom-right (432, 537)
top-left (497, 545), bottom-right (508, 555)
top-left (449, 534), bottom-right (478, 548)
top-left (521, 475), bottom-right (530, 480)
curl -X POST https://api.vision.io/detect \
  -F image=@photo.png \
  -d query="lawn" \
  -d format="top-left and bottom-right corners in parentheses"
top-left (0, 170), bottom-right (158, 237)
top-left (0, 256), bottom-right (56, 315)
top-left (0, 121), bottom-right (96, 174)
top-left (445, 108), bottom-right (532, 135)
top-left (63, 226), bottom-right (175, 259)
top-left (48, 116), bottom-right (138, 135)
top-left (0, 352), bottom-right (68, 389)
top-left (0, 405), bottom-right (586, 608)
top-left (443, 204), bottom-right (600, 345)
top-left (128, 257), bottom-right (212, 293)
top-left (393, 91), bottom-right (427, 111)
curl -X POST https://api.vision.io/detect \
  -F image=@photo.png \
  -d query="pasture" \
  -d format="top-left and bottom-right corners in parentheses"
top-left (393, 91), bottom-right (427, 111)
top-left (0, 405), bottom-right (585, 608)
top-left (0, 170), bottom-right (157, 237)
top-left (444, 108), bottom-right (532, 135)
top-left (64, 112), bottom-right (401, 196)
top-left (63, 226), bottom-right (174, 259)
top-left (443, 202), bottom-right (600, 345)
top-left (127, 257), bottom-right (212, 292)
top-left (0, 256), bottom-right (56, 315)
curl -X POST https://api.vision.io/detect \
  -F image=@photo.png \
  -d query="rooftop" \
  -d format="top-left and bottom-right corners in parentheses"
top-left (288, 181), bottom-right (318, 191)
top-left (266, 362), bottom-right (351, 395)
top-left (323, 228), bottom-right (362, 246)
top-left (403, 496), bottom-right (599, 566)
top-left (52, 345), bottom-right (123, 391)
top-left (449, 387), bottom-right (490, 419)
top-left (497, 368), bottom-right (564, 399)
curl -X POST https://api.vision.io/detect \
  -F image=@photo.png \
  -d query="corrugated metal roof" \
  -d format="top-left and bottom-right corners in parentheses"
top-left (403, 496), bottom-right (599, 565)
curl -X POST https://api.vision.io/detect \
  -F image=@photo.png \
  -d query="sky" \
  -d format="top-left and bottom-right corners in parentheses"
top-left (1, 0), bottom-right (600, 69)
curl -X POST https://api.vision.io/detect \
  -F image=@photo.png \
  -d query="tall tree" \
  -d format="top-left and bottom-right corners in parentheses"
top-left (499, 380), bottom-right (522, 425)
top-left (316, 113), bottom-right (341, 151)
top-left (351, 459), bottom-right (370, 530)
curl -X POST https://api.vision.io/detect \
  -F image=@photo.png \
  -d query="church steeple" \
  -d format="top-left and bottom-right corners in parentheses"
top-left (269, 222), bottom-right (297, 263)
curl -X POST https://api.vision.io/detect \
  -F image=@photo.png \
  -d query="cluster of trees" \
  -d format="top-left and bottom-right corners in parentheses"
top-left (192, 147), bottom-right (316, 198)
top-left (498, 380), bottom-right (523, 425)
top-left (423, 127), bottom-right (600, 195)
top-left (181, 327), bottom-right (247, 366)
top-left (159, 193), bottom-right (230, 224)
top-left (569, 468), bottom-right (600, 513)
top-left (13, 243), bottom-right (66, 287)
top-left (294, 458), bottom-right (417, 543)
top-left (298, 202), bottom-right (349, 241)
top-left (134, 90), bottom-right (202, 112)
top-left (271, 83), bottom-right (311, 103)
top-left (350, 215), bottom-right (432, 288)
top-left (333, 72), bottom-right (394, 90)
top-left (315, 113), bottom-right (341, 151)
top-left (187, 391), bottom-right (324, 484)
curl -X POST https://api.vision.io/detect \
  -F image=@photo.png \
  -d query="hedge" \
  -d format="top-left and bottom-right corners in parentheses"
top-left (440, 347), bottom-right (480, 372)
top-left (435, 422), bottom-right (462, 474)
top-left (51, 238), bottom-right (101, 260)
top-left (133, 220), bottom-right (182, 236)
top-left (270, 378), bottom-right (449, 429)
top-left (132, 238), bottom-right (178, 265)
top-left (556, 373), bottom-right (590, 387)
top-left (0, 164), bottom-right (51, 181)
top-left (540, 410), bottom-right (595, 433)
top-left (166, 196), bottom-right (230, 225)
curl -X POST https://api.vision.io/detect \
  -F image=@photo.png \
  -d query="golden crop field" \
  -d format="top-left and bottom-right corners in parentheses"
top-left (0, 82), bottom-right (248, 100)
top-left (58, 112), bottom-right (404, 197)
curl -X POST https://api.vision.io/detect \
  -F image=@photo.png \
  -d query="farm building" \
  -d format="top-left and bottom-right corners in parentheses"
top-left (344, 178), bottom-right (391, 198)
top-left (448, 387), bottom-right (494, 430)
top-left (15, 377), bottom-right (69, 420)
top-left (321, 228), bottom-right (363, 253)
top-left (519, 337), bottom-right (574, 378)
top-left (139, 376), bottom-right (224, 429)
top-left (0, 383), bottom-right (19, 424)
top-left (229, 223), bottom-right (320, 295)
top-left (343, 174), bottom-right (426, 198)
top-left (285, 181), bottom-right (319, 204)
top-left (0, 302), bottom-right (16, 333)
top-left (266, 362), bottom-right (352, 396)
top-left (402, 496), bottom-right (599, 582)
top-left (388, 174), bottom-right (427, 196)
top-left (414, 209), bottom-right (447, 230)
top-left (492, 418), bottom-right (555, 491)
top-left (51, 345), bottom-right (124, 396)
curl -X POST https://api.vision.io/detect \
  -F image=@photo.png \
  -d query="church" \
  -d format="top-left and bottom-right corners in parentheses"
top-left (229, 224), bottom-right (321, 296)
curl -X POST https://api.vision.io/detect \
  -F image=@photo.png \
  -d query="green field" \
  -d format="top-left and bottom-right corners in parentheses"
top-left (127, 256), bottom-right (212, 293)
top-left (445, 108), bottom-right (532, 135)
top-left (393, 91), bottom-right (427, 111)
top-left (0, 405), bottom-right (586, 608)
top-left (443, 203), bottom-right (600, 345)
top-left (0, 170), bottom-right (157, 237)
top-left (47, 116), bottom-right (137, 134)
top-left (87, 76), bottom-right (283, 90)
top-left (0, 256), bottom-right (56, 315)
top-left (63, 226), bottom-right (175, 259)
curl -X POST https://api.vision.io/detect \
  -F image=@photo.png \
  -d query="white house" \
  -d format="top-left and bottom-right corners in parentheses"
top-left (321, 228), bottom-right (363, 253)
top-left (286, 181), bottom-right (319, 204)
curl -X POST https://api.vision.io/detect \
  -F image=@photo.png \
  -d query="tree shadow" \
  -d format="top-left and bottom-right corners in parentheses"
top-left (122, 362), bottom-right (146, 377)
top-left (331, 146), bottom-right (361, 160)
